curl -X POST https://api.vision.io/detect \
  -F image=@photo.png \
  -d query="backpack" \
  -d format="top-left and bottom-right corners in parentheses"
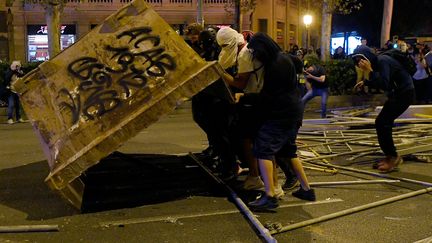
top-left (381, 49), bottom-right (417, 76)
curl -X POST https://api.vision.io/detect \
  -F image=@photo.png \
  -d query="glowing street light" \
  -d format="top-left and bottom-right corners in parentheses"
top-left (303, 14), bottom-right (312, 49)
top-left (303, 14), bottom-right (312, 27)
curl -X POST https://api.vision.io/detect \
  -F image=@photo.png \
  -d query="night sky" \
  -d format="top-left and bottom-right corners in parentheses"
top-left (332, 0), bottom-right (432, 47)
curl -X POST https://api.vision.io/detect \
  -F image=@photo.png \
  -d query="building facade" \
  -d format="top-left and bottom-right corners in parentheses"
top-left (243, 0), bottom-right (320, 51)
top-left (1, 0), bottom-right (319, 63)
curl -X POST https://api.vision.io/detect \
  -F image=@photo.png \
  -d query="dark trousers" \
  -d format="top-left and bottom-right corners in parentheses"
top-left (302, 87), bottom-right (329, 118)
top-left (192, 92), bottom-right (237, 173)
top-left (7, 93), bottom-right (21, 120)
top-left (375, 89), bottom-right (415, 157)
top-left (413, 77), bottom-right (430, 103)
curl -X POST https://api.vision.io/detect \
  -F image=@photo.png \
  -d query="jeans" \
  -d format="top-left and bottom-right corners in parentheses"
top-left (375, 89), bottom-right (415, 157)
top-left (302, 87), bottom-right (329, 118)
top-left (7, 93), bottom-right (21, 120)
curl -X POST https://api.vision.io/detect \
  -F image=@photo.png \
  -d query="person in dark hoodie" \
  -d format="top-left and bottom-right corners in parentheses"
top-left (242, 33), bottom-right (315, 210)
top-left (352, 46), bottom-right (415, 173)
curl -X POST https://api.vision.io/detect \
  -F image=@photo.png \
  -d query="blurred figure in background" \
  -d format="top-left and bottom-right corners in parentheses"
top-left (3, 61), bottom-right (24, 124)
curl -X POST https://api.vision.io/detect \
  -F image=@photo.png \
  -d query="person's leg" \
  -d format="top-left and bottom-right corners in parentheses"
top-left (376, 93), bottom-right (413, 157)
top-left (207, 100), bottom-right (237, 178)
top-left (277, 125), bottom-right (316, 201)
top-left (241, 138), bottom-right (265, 191)
top-left (319, 88), bottom-right (329, 118)
top-left (14, 94), bottom-right (21, 120)
top-left (249, 121), bottom-right (286, 209)
top-left (301, 89), bottom-right (315, 105)
top-left (259, 157), bottom-right (276, 197)
top-left (243, 138), bottom-right (259, 177)
top-left (290, 157), bottom-right (310, 190)
top-left (275, 156), bottom-right (299, 190)
top-left (192, 94), bottom-right (216, 155)
top-left (7, 94), bottom-right (14, 121)
top-left (375, 90), bottom-right (414, 171)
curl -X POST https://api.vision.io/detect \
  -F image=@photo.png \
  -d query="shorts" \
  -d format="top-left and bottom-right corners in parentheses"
top-left (253, 120), bottom-right (300, 160)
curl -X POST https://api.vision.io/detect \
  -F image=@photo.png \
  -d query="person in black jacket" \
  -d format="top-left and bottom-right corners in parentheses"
top-left (352, 46), bottom-right (415, 173)
top-left (243, 33), bottom-right (315, 210)
top-left (3, 61), bottom-right (24, 124)
top-left (301, 63), bottom-right (328, 118)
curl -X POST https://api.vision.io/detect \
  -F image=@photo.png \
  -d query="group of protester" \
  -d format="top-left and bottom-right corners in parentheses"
top-left (0, 24), bottom-right (417, 211)
top-left (184, 24), bottom-right (419, 211)
top-left (184, 24), bottom-right (316, 210)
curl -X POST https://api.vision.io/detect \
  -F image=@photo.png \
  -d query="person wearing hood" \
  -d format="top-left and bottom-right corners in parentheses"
top-left (352, 46), bottom-right (415, 173)
top-left (217, 27), bottom-right (267, 189)
top-left (186, 26), bottom-right (238, 182)
top-left (245, 33), bottom-right (315, 210)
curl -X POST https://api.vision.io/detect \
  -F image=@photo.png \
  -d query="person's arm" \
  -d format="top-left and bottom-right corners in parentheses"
top-left (305, 71), bottom-right (325, 82)
top-left (219, 70), bottom-right (252, 90)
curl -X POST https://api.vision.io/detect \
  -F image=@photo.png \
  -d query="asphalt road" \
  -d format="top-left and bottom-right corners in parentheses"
top-left (0, 102), bottom-right (431, 243)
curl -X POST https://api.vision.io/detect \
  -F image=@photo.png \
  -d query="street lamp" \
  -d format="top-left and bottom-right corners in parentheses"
top-left (303, 14), bottom-right (312, 49)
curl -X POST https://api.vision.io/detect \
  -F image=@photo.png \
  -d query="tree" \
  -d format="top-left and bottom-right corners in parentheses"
top-left (20, 0), bottom-right (68, 59)
top-left (225, 0), bottom-right (257, 31)
top-left (312, 0), bottom-right (361, 61)
top-left (380, 0), bottom-right (393, 48)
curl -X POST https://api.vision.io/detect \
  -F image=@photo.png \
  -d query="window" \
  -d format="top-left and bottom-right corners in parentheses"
top-left (258, 19), bottom-right (268, 34)
top-left (289, 24), bottom-right (297, 44)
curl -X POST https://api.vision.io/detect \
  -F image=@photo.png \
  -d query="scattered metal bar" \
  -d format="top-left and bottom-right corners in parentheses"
top-left (303, 165), bottom-right (338, 174)
top-left (298, 134), bottom-right (376, 148)
top-left (339, 131), bottom-right (353, 151)
top-left (270, 187), bottom-right (432, 235)
top-left (323, 131), bottom-right (332, 154)
top-left (306, 161), bottom-right (432, 187)
top-left (188, 153), bottom-right (277, 243)
top-left (100, 198), bottom-right (344, 227)
top-left (0, 225), bottom-right (59, 233)
top-left (309, 179), bottom-right (400, 186)
top-left (302, 147), bottom-right (381, 162)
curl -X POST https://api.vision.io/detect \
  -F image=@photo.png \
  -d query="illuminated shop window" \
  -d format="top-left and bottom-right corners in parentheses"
top-left (27, 25), bottom-right (76, 62)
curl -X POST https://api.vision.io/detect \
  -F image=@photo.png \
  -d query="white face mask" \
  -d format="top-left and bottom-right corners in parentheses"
top-left (216, 27), bottom-right (244, 69)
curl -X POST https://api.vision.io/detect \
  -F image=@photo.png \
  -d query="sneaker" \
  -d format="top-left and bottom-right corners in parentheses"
top-left (282, 176), bottom-right (300, 190)
top-left (248, 195), bottom-right (279, 210)
top-left (243, 176), bottom-right (265, 191)
top-left (292, 187), bottom-right (316, 201)
top-left (17, 118), bottom-right (25, 123)
top-left (7, 119), bottom-right (14, 124)
top-left (274, 185), bottom-right (285, 200)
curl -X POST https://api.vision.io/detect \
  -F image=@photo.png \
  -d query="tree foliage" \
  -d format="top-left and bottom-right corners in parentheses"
top-left (312, 0), bottom-right (361, 15)
top-left (224, 0), bottom-right (257, 16)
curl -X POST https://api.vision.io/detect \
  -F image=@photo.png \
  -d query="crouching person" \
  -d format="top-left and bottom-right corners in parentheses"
top-left (352, 46), bottom-right (415, 173)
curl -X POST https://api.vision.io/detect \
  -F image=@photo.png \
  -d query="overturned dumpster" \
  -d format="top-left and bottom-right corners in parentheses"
top-left (12, 0), bottom-right (225, 210)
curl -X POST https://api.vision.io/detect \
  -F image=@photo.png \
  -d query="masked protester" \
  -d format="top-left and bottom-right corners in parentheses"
top-left (245, 33), bottom-right (315, 211)
top-left (352, 46), bottom-right (415, 173)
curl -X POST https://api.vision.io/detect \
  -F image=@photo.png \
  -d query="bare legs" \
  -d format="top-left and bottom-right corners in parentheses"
top-left (290, 157), bottom-right (311, 190)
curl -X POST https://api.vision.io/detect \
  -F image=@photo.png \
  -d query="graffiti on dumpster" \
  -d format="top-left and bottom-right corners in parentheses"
top-left (58, 27), bottom-right (177, 125)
